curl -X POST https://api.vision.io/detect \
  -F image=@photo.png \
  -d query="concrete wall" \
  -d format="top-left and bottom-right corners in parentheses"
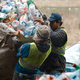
top-left (34, 0), bottom-right (80, 7)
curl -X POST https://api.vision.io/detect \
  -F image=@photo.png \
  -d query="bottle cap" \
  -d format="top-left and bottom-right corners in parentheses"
top-left (15, 6), bottom-right (17, 8)
top-left (73, 75), bottom-right (76, 79)
top-left (8, 24), bottom-right (12, 28)
top-left (72, 64), bottom-right (76, 67)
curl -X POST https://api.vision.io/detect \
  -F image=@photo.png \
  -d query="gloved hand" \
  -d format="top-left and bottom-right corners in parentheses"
top-left (42, 14), bottom-right (48, 25)
top-left (42, 14), bottom-right (47, 21)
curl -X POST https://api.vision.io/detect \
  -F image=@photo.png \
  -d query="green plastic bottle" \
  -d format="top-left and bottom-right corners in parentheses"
top-left (27, 0), bottom-right (34, 6)
top-left (73, 64), bottom-right (80, 70)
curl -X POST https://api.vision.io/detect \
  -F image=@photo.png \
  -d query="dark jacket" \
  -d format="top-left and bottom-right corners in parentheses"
top-left (39, 27), bottom-right (67, 73)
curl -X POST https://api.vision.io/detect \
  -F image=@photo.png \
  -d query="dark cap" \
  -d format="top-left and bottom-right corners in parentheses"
top-left (48, 13), bottom-right (62, 21)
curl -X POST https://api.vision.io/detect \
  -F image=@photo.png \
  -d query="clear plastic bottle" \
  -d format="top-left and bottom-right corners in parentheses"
top-left (25, 20), bottom-right (34, 28)
top-left (29, 4), bottom-right (35, 15)
top-left (24, 20), bottom-right (34, 34)
top-left (28, 13), bottom-right (33, 21)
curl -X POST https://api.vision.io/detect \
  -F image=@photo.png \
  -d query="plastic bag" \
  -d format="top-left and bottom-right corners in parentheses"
top-left (0, 23), bottom-right (16, 32)
top-left (0, 28), bottom-right (18, 80)
top-left (19, 14), bottom-right (28, 29)
top-left (1, 5), bottom-right (12, 13)
top-left (17, 3), bottom-right (28, 17)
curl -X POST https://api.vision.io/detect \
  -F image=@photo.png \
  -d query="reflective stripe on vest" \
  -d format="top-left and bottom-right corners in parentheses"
top-left (20, 58), bottom-right (40, 70)
top-left (19, 42), bottom-right (51, 70)
top-left (52, 47), bottom-right (65, 54)
top-left (52, 28), bottom-right (68, 55)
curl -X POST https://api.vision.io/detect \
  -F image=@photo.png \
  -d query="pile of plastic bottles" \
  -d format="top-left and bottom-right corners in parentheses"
top-left (37, 64), bottom-right (80, 80)
top-left (38, 69), bottom-right (80, 80)
top-left (0, 0), bottom-right (43, 37)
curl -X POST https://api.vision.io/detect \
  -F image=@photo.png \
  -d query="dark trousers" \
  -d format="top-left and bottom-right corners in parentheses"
top-left (12, 70), bottom-right (36, 80)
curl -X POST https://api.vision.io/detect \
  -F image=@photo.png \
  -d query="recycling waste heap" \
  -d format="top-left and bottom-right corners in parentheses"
top-left (0, 0), bottom-right (46, 80)
top-left (37, 69), bottom-right (80, 80)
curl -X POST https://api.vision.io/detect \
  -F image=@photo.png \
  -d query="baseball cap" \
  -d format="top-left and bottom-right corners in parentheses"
top-left (33, 25), bottom-right (50, 41)
top-left (48, 13), bottom-right (62, 21)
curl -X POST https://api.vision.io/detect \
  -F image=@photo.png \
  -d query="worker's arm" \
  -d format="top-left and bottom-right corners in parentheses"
top-left (14, 31), bottom-right (30, 57)
top-left (16, 43), bottom-right (30, 57)
top-left (14, 31), bottom-right (23, 52)
top-left (50, 27), bottom-right (67, 47)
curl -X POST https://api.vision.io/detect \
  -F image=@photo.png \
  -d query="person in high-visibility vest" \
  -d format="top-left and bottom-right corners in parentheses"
top-left (12, 25), bottom-right (51, 80)
top-left (39, 13), bottom-right (68, 74)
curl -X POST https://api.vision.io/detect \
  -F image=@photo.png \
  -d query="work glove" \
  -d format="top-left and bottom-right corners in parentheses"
top-left (42, 14), bottom-right (47, 21)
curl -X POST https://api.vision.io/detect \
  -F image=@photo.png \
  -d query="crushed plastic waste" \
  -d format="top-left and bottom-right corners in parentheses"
top-left (38, 69), bottom-right (80, 80)
top-left (0, 0), bottom-right (43, 38)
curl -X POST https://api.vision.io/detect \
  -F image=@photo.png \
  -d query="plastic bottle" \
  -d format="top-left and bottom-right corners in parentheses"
top-left (27, 0), bottom-right (34, 6)
top-left (25, 20), bottom-right (34, 28)
top-left (24, 20), bottom-right (35, 36)
top-left (33, 9), bottom-right (42, 21)
top-left (29, 4), bottom-right (35, 15)
top-left (22, 21), bottom-right (27, 27)
top-left (28, 13), bottom-right (33, 21)
top-left (12, 6), bottom-right (17, 14)
top-left (23, 2), bottom-right (28, 9)
top-left (72, 64), bottom-right (80, 70)
top-left (12, 20), bottom-right (19, 30)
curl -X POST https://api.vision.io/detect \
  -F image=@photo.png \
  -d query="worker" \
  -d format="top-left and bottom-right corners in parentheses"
top-left (12, 25), bottom-right (51, 80)
top-left (39, 13), bottom-right (68, 74)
